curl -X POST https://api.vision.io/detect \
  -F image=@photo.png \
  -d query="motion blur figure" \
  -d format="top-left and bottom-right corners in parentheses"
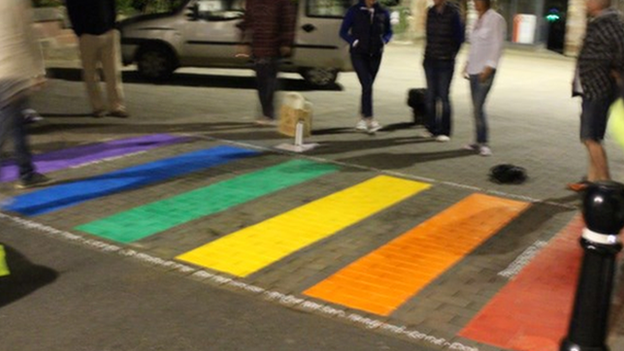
top-left (0, 0), bottom-right (51, 189)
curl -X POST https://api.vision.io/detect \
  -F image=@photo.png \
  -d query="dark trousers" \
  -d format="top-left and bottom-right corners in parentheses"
top-left (351, 53), bottom-right (382, 118)
top-left (254, 57), bottom-right (279, 119)
top-left (0, 94), bottom-right (34, 180)
top-left (423, 59), bottom-right (455, 136)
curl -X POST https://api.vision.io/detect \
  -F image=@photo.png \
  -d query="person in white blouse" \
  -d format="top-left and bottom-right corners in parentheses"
top-left (462, 0), bottom-right (506, 156)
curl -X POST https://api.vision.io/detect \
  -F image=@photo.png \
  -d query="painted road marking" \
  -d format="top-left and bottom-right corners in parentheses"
top-left (177, 175), bottom-right (431, 277)
top-left (459, 215), bottom-right (583, 351)
top-left (1, 134), bottom-right (188, 182)
top-left (0, 245), bottom-right (9, 277)
top-left (304, 193), bottom-right (530, 316)
top-left (4, 146), bottom-right (259, 216)
top-left (75, 159), bottom-right (339, 243)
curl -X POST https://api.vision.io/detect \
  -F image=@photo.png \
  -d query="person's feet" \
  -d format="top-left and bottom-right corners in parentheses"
top-left (15, 173), bottom-right (52, 189)
top-left (93, 110), bottom-right (107, 118)
top-left (110, 110), bottom-right (129, 118)
top-left (567, 180), bottom-right (591, 192)
top-left (22, 109), bottom-right (43, 124)
top-left (366, 120), bottom-right (382, 134)
top-left (255, 116), bottom-right (276, 126)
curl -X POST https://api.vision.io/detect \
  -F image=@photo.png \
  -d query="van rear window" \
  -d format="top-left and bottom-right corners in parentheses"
top-left (307, 0), bottom-right (352, 18)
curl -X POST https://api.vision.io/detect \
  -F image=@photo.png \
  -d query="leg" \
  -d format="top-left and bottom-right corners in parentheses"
top-left (423, 59), bottom-right (439, 134)
top-left (585, 140), bottom-right (610, 181)
top-left (254, 58), bottom-right (278, 119)
top-left (79, 34), bottom-right (105, 113)
top-left (100, 30), bottom-right (126, 113)
top-left (580, 97), bottom-right (612, 182)
top-left (9, 97), bottom-right (34, 179)
top-left (438, 60), bottom-right (455, 137)
top-left (351, 54), bottom-right (373, 118)
top-left (469, 72), bottom-right (495, 144)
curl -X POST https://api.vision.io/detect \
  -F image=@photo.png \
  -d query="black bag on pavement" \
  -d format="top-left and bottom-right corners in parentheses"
top-left (489, 164), bottom-right (528, 184)
top-left (407, 88), bottom-right (427, 125)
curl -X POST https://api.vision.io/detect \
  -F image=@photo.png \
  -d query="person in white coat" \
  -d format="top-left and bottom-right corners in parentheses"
top-left (0, 0), bottom-right (51, 188)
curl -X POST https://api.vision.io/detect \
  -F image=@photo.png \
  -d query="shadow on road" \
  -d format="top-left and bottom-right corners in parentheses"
top-left (0, 244), bottom-right (58, 308)
top-left (46, 68), bottom-right (344, 92)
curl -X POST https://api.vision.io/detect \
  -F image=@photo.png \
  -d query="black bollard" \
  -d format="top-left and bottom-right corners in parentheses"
top-left (560, 181), bottom-right (624, 351)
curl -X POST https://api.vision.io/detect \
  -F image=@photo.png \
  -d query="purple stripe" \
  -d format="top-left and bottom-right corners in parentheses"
top-left (1, 134), bottom-right (188, 182)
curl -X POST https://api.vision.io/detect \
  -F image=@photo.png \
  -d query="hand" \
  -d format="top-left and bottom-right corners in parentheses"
top-left (279, 46), bottom-right (292, 58)
top-left (480, 66), bottom-right (493, 83)
top-left (462, 63), bottom-right (469, 80)
top-left (235, 45), bottom-right (250, 58)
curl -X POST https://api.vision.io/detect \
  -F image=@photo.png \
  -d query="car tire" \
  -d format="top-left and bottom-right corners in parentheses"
top-left (136, 44), bottom-right (176, 81)
top-left (301, 68), bottom-right (338, 87)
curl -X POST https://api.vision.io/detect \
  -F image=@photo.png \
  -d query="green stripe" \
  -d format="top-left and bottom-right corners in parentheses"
top-left (0, 245), bottom-right (9, 277)
top-left (75, 160), bottom-right (338, 243)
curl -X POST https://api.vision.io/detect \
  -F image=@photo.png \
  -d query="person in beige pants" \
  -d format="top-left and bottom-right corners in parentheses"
top-left (66, 0), bottom-right (128, 118)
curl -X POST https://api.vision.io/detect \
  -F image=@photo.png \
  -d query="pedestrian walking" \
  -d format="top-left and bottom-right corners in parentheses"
top-left (422, 0), bottom-right (464, 142)
top-left (236, 0), bottom-right (297, 126)
top-left (462, 0), bottom-right (505, 156)
top-left (65, 0), bottom-right (128, 118)
top-left (340, 0), bottom-right (393, 134)
top-left (0, 0), bottom-right (51, 188)
top-left (567, 0), bottom-right (624, 191)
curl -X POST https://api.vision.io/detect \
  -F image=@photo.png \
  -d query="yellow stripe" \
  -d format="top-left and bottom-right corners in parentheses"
top-left (304, 193), bottom-right (530, 316)
top-left (176, 176), bottom-right (431, 277)
top-left (0, 245), bottom-right (9, 277)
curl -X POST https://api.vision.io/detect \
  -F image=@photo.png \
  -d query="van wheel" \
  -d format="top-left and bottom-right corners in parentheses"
top-left (136, 44), bottom-right (176, 80)
top-left (302, 68), bottom-right (338, 87)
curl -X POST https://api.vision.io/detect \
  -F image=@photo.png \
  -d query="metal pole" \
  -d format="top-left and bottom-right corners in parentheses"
top-left (560, 181), bottom-right (624, 351)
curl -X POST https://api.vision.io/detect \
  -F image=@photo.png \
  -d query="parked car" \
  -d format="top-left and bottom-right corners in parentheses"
top-left (117, 0), bottom-right (354, 87)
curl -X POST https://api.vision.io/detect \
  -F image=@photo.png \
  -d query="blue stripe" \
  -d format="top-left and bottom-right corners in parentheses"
top-left (4, 146), bottom-right (259, 216)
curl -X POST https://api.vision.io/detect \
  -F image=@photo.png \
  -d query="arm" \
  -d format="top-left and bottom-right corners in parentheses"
top-left (481, 14), bottom-right (505, 81)
top-left (339, 8), bottom-right (356, 45)
top-left (382, 9), bottom-right (393, 44)
top-left (451, 10), bottom-right (464, 55)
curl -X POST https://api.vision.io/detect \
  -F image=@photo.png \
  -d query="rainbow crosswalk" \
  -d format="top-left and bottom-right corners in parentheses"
top-left (0, 134), bottom-right (586, 351)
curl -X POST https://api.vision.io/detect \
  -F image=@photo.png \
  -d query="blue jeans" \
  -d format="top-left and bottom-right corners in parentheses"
top-left (351, 53), bottom-right (382, 118)
top-left (254, 57), bottom-right (279, 119)
top-left (469, 71), bottom-right (496, 144)
top-left (423, 59), bottom-right (455, 136)
top-left (0, 93), bottom-right (34, 180)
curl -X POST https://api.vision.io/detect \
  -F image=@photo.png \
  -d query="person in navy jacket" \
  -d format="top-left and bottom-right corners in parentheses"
top-left (340, 0), bottom-right (392, 134)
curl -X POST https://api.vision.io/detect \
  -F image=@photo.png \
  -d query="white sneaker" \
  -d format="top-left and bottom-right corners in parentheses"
top-left (367, 120), bottom-right (382, 134)
top-left (255, 117), bottom-right (276, 126)
top-left (419, 130), bottom-right (434, 138)
top-left (479, 146), bottom-right (492, 156)
top-left (355, 119), bottom-right (367, 131)
top-left (463, 143), bottom-right (479, 151)
top-left (436, 135), bottom-right (450, 142)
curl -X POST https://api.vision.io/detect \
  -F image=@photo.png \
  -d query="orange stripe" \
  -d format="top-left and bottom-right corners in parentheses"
top-left (304, 193), bottom-right (529, 316)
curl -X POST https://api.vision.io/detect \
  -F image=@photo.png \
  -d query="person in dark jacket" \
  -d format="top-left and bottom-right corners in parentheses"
top-left (340, 0), bottom-right (392, 134)
top-left (422, 0), bottom-right (463, 142)
top-left (65, 0), bottom-right (128, 118)
top-left (567, 0), bottom-right (624, 191)
top-left (237, 0), bottom-right (296, 126)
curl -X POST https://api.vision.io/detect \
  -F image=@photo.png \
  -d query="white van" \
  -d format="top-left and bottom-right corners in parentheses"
top-left (118, 0), bottom-right (354, 87)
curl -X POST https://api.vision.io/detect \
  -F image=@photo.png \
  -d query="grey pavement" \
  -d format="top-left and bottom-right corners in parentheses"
top-left (0, 43), bottom-right (622, 351)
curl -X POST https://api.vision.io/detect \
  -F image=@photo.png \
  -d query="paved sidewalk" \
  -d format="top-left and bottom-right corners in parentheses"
top-left (0, 43), bottom-right (622, 351)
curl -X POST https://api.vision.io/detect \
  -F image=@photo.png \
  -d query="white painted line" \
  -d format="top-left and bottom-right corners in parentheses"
top-left (498, 240), bottom-right (548, 279)
top-left (0, 212), bottom-right (479, 351)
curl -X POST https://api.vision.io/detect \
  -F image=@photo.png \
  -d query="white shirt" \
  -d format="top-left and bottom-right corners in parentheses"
top-left (467, 9), bottom-right (506, 75)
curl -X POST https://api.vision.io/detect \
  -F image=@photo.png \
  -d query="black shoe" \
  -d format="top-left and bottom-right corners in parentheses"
top-left (16, 173), bottom-right (52, 189)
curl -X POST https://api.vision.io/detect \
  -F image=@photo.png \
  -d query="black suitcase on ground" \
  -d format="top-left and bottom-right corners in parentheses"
top-left (407, 88), bottom-right (427, 125)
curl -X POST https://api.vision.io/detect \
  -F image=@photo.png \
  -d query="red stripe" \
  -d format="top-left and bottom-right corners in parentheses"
top-left (459, 215), bottom-right (584, 351)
